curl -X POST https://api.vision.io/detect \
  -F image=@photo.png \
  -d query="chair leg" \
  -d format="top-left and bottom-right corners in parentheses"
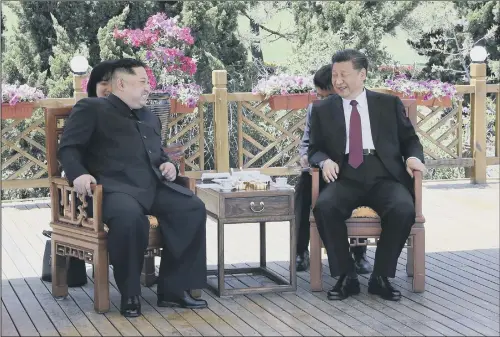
top-left (412, 228), bottom-right (425, 293)
top-left (406, 239), bottom-right (414, 277)
top-left (93, 245), bottom-right (110, 313)
top-left (309, 221), bottom-right (323, 292)
top-left (51, 238), bottom-right (69, 299)
top-left (141, 255), bottom-right (157, 287)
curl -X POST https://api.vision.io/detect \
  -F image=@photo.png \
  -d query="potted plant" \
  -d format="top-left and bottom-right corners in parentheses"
top-left (2, 84), bottom-right (45, 120)
top-left (113, 13), bottom-right (202, 113)
top-left (252, 74), bottom-right (316, 111)
top-left (384, 74), bottom-right (457, 107)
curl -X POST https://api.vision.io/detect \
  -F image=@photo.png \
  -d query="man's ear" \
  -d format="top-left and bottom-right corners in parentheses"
top-left (360, 68), bottom-right (367, 81)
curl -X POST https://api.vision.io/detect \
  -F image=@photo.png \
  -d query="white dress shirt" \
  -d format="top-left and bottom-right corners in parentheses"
top-left (318, 89), bottom-right (421, 169)
top-left (342, 89), bottom-right (375, 153)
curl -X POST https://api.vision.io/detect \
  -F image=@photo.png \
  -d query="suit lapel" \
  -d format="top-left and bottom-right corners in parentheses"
top-left (330, 95), bottom-right (346, 154)
top-left (366, 89), bottom-right (381, 147)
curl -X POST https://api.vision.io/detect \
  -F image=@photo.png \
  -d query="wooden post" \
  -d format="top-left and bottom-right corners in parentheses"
top-left (73, 74), bottom-right (87, 102)
top-left (469, 63), bottom-right (487, 184)
top-left (212, 70), bottom-right (229, 172)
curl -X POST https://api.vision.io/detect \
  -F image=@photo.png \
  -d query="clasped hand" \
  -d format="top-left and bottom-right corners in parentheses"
top-left (160, 162), bottom-right (176, 181)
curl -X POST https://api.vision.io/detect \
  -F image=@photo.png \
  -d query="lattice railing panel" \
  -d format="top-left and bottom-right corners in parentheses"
top-left (1, 109), bottom-right (48, 184)
top-left (414, 102), bottom-right (472, 167)
top-left (162, 102), bottom-right (211, 172)
top-left (236, 99), bottom-right (307, 169)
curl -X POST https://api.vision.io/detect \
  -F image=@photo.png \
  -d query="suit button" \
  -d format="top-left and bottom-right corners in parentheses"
top-left (148, 150), bottom-right (152, 154)
top-left (143, 136), bottom-right (147, 139)
top-left (137, 121), bottom-right (142, 124)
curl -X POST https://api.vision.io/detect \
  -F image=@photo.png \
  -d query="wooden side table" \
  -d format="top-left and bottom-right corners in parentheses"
top-left (196, 186), bottom-right (297, 296)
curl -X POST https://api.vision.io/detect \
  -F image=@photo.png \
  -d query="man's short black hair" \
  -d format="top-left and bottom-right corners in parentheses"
top-left (313, 64), bottom-right (333, 91)
top-left (111, 58), bottom-right (147, 78)
top-left (331, 49), bottom-right (369, 73)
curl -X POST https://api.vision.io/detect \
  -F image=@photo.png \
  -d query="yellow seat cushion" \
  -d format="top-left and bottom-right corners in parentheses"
top-left (103, 215), bottom-right (159, 232)
top-left (351, 207), bottom-right (379, 219)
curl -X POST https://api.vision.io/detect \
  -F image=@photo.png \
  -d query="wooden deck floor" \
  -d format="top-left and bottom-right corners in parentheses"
top-left (2, 179), bottom-right (499, 336)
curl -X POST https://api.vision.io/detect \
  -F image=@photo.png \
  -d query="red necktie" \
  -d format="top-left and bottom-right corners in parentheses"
top-left (348, 100), bottom-right (363, 168)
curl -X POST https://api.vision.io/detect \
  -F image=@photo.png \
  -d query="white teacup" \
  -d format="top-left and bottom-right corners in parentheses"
top-left (275, 177), bottom-right (287, 187)
top-left (219, 180), bottom-right (233, 190)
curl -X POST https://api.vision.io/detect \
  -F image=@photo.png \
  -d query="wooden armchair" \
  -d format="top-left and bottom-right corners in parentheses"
top-left (45, 106), bottom-right (195, 313)
top-left (309, 99), bottom-right (426, 293)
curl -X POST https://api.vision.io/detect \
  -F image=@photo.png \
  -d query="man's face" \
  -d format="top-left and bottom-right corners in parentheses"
top-left (115, 67), bottom-right (151, 109)
top-left (331, 61), bottom-right (366, 99)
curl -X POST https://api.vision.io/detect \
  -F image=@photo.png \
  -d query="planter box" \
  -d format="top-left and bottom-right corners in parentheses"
top-left (268, 93), bottom-right (317, 111)
top-left (393, 92), bottom-right (452, 108)
top-left (169, 99), bottom-right (196, 113)
top-left (1, 102), bottom-right (35, 120)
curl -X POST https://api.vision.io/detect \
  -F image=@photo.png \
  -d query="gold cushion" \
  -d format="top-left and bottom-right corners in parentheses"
top-left (103, 215), bottom-right (159, 232)
top-left (351, 206), bottom-right (379, 218)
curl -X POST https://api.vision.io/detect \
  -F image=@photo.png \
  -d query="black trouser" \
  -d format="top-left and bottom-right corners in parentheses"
top-left (102, 185), bottom-right (207, 298)
top-left (294, 171), bottom-right (367, 256)
top-left (312, 155), bottom-right (415, 277)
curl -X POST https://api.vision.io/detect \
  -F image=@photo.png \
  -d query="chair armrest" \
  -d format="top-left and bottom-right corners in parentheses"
top-left (174, 175), bottom-right (196, 192)
top-left (311, 168), bottom-right (321, 208)
top-left (413, 170), bottom-right (425, 222)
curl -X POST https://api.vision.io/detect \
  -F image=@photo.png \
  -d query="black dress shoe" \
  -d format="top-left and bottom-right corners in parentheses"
top-left (368, 275), bottom-right (401, 301)
top-left (327, 274), bottom-right (360, 300)
top-left (120, 296), bottom-right (141, 317)
top-left (353, 251), bottom-right (373, 275)
top-left (157, 291), bottom-right (208, 309)
top-left (296, 250), bottom-right (310, 272)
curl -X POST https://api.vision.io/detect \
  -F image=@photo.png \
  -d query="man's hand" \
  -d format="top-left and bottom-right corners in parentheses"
top-left (406, 157), bottom-right (426, 178)
top-left (160, 162), bottom-right (177, 181)
top-left (322, 159), bottom-right (339, 183)
top-left (73, 174), bottom-right (96, 196)
top-left (299, 155), bottom-right (309, 169)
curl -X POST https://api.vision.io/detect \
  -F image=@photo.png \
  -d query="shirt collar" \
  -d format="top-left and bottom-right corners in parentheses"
top-left (342, 89), bottom-right (367, 108)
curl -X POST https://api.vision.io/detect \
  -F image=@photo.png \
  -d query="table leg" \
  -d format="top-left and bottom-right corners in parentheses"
top-left (217, 219), bottom-right (225, 296)
top-left (260, 221), bottom-right (266, 267)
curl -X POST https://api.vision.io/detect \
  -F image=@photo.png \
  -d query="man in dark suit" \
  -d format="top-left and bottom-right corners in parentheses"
top-left (308, 49), bottom-right (425, 301)
top-left (295, 64), bottom-right (372, 275)
top-left (58, 58), bottom-right (208, 317)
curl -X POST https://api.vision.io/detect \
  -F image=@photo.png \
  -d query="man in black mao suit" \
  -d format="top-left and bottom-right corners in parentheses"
top-left (308, 49), bottom-right (425, 301)
top-left (58, 58), bottom-right (208, 317)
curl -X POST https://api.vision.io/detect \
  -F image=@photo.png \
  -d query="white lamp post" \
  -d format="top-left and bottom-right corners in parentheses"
top-left (70, 55), bottom-right (89, 101)
top-left (468, 45), bottom-right (488, 184)
top-left (469, 46), bottom-right (488, 63)
top-left (70, 55), bottom-right (89, 75)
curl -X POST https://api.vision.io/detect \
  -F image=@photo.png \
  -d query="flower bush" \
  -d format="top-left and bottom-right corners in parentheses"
top-left (2, 83), bottom-right (45, 105)
top-left (384, 74), bottom-right (458, 101)
top-left (252, 74), bottom-right (315, 98)
top-left (113, 13), bottom-right (201, 107)
top-left (160, 82), bottom-right (203, 108)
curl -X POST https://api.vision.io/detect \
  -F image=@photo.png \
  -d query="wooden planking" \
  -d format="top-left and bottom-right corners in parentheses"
top-left (364, 250), bottom-right (499, 336)
top-left (2, 199), bottom-right (500, 337)
top-left (2, 301), bottom-right (20, 337)
top-left (268, 262), bottom-right (448, 337)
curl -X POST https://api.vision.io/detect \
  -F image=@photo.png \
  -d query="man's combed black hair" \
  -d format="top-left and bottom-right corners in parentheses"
top-left (331, 49), bottom-right (369, 73)
top-left (111, 58), bottom-right (147, 77)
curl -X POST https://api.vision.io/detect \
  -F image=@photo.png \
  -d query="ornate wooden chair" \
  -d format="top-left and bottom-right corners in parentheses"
top-left (309, 99), bottom-right (426, 293)
top-left (45, 106), bottom-right (195, 313)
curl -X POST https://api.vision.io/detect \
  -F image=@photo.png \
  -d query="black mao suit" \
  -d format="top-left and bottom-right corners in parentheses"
top-left (58, 94), bottom-right (207, 298)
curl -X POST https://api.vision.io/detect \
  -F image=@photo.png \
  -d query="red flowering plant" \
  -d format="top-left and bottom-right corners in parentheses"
top-left (113, 13), bottom-right (201, 107)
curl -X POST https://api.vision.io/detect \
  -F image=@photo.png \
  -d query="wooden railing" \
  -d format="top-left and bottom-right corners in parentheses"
top-left (1, 66), bottom-right (498, 191)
